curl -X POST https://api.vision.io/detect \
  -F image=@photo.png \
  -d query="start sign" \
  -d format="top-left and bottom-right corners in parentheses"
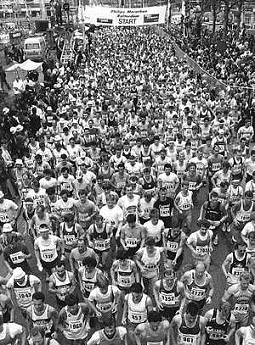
top-left (85, 5), bottom-right (167, 26)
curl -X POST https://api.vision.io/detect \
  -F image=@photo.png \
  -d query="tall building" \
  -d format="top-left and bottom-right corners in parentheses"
top-left (242, 1), bottom-right (255, 28)
top-left (0, 0), bottom-right (51, 22)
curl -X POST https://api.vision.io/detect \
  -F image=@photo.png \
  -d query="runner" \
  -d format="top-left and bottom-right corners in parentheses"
top-left (57, 294), bottom-right (90, 345)
top-left (25, 291), bottom-right (58, 337)
top-left (6, 267), bottom-right (41, 316)
top-left (222, 271), bottom-right (255, 327)
top-left (186, 219), bottom-right (213, 268)
top-left (111, 248), bottom-right (139, 293)
top-left (153, 266), bottom-right (185, 322)
top-left (48, 260), bottom-right (76, 309)
top-left (222, 241), bottom-right (252, 288)
top-left (170, 301), bottom-right (206, 345)
top-left (78, 256), bottom-right (104, 299)
top-left (135, 237), bottom-right (164, 297)
top-left (34, 224), bottom-right (63, 279)
top-left (134, 310), bottom-right (170, 345)
top-left (120, 214), bottom-right (146, 258)
top-left (87, 317), bottom-right (128, 345)
top-left (87, 214), bottom-right (113, 271)
top-left (88, 275), bottom-right (121, 325)
top-left (181, 262), bottom-right (214, 313)
top-left (122, 282), bottom-right (152, 345)
top-left (204, 301), bottom-right (235, 345)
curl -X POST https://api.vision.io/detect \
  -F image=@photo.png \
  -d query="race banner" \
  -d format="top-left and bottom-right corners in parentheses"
top-left (85, 6), bottom-right (167, 26)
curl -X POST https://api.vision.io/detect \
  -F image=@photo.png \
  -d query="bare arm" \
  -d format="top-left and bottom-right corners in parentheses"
top-left (170, 316), bottom-right (180, 345)
top-left (221, 254), bottom-right (232, 279)
top-left (235, 327), bottom-right (243, 345)
top-left (121, 298), bottom-right (128, 325)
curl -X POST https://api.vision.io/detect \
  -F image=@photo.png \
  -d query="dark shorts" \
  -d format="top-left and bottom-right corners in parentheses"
top-left (139, 217), bottom-right (149, 225)
top-left (192, 298), bottom-right (206, 312)
top-left (232, 173), bottom-right (243, 181)
top-left (166, 252), bottom-right (184, 271)
top-left (160, 306), bottom-right (179, 322)
top-left (41, 256), bottom-right (59, 274)
top-left (56, 296), bottom-right (67, 309)
top-left (125, 246), bottom-right (140, 259)
top-left (206, 337), bottom-right (227, 345)
top-left (3, 311), bottom-right (10, 323)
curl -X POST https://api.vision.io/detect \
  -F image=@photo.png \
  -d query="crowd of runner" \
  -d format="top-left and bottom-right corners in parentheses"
top-left (0, 26), bottom-right (255, 344)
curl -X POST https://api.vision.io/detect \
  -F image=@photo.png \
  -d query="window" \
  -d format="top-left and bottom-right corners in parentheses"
top-left (244, 13), bottom-right (251, 25)
top-left (25, 43), bottom-right (40, 49)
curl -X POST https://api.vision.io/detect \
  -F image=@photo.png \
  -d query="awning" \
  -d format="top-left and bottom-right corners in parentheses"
top-left (5, 59), bottom-right (43, 72)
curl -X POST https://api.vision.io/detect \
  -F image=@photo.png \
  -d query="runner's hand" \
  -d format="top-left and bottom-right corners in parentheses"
top-left (206, 296), bottom-right (212, 304)
top-left (96, 311), bottom-right (102, 318)
top-left (37, 263), bottom-right (43, 272)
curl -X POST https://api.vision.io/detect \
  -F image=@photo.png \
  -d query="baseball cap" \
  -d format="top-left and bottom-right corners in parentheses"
top-left (13, 267), bottom-right (26, 280)
top-left (15, 159), bottom-right (23, 166)
top-left (2, 223), bottom-right (12, 233)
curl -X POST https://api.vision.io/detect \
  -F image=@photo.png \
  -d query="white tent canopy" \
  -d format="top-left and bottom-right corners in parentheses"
top-left (5, 59), bottom-right (43, 72)
top-left (5, 59), bottom-right (43, 86)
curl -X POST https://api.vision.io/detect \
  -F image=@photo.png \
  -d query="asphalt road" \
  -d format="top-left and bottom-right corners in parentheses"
top-left (0, 185), bottom-right (232, 332)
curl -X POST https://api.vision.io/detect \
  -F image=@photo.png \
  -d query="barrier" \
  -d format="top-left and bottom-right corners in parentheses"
top-left (172, 41), bottom-right (228, 91)
top-left (160, 28), bottom-right (255, 91)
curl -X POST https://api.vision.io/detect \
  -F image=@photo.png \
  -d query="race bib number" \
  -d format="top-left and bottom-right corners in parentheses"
top-left (62, 183), bottom-right (72, 191)
top-left (239, 215), bottom-right (250, 222)
top-left (35, 320), bottom-right (49, 328)
top-left (69, 321), bottom-right (83, 331)
top-left (119, 276), bottom-right (131, 287)
top-left (160, 292), bottom-right (175, 305)
top-left (212, 163), bottom-right (221, 171)
top-left (196, 246), bottom-right (208, 254)
top-left (10, 251), bottom-right (24, 264)
top-left (35, 198), bottom-right (44, 206)
top-left (209, 331), bottom-right (225, 340)
top-left (167, 241), bottom-right (178, 252)
top-left (117, 182), bottom-right (126, 188)
top-left (190, 287), bottom-right (205, 299)
top-left (79, 213), bottom-right (88, 222)
top-left (94, 238), bottom-right (110, 251)
top-left (41, 249), bottom-right (55, 262)
top-left (64, 235), bottom-right (76, 245)
top-left (234, 303), bottom-right (249, 314)
top-left (130, 312), bottom-right (144, 323)
top-left (144, 263), bottom-right (157, 271)
top-left (125, 237), bottom-right (138, 248)
top-left (159, 206), bottom-right (170, 217)
top-left (182, 203), bottom-right (191, 210)
top-left (98, 302), bottom-right (112, 312)
top-left (163, 182), bottom-right (174, 191)
top-left (83, 281), bottom-right (95, 292)
top-left (16, 287), bottom-right (32, 305)
top-left (77, 260), bottom-right (83, 269)
top-left (0, 214), bottom-right (8, 222)
top-left (188, 182), bottom-right (196, 191)
top-left (180, 334), bottom-right (196, 344)
top-left (58, 286), bottom-right (69, 299)
top-left (232, 267), bottom-right (244, 277)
